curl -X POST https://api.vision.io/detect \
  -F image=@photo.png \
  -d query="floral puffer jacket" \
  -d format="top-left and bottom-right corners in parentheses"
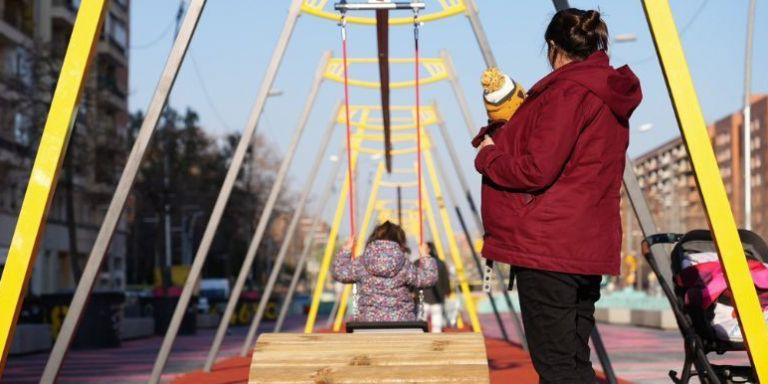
top-left (332, 240), bottom-right (438, 322)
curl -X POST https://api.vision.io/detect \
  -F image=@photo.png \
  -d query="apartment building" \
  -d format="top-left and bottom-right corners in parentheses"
top-left (625, 94), bottom-right (768, 259)
top-left (0, 0), bottom-right (130, 293)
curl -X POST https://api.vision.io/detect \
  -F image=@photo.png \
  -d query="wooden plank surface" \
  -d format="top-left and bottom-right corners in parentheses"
top-left (249, 333), bottom-right (490, 384)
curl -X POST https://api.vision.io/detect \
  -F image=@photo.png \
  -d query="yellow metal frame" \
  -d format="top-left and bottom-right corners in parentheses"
top-left (419, 178), bottom-right (466, 329)
top-left (332, 162), bottom-right (386, 331)
top-left (324, 57), bottom-right (448, 89)
top-left (304, 119), bottom-right (369, 333)
top-left (301, 0), bottom-right (466, 25)
top-left (340, 105), bottom-right (438, 132)
top-left (643, 0), bottom-right (768, 378)
top-left (0, 0), bottom-right (108, 374)
top-left (422, 149), bottom-right (482, 332)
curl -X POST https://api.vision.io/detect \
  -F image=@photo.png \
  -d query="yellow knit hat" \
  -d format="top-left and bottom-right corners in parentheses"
top-left (481, 67), bottom-right (526, 122)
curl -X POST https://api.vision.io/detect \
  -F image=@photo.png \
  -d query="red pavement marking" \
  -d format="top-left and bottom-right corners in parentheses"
top-left (172, 335), bottom-right (630, 384)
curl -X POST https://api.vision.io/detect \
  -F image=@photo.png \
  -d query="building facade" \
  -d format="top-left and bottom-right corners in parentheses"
top-left (0, 0), bottom-right (130, 293)
top-left (624, 95), bottom-right (768, 277)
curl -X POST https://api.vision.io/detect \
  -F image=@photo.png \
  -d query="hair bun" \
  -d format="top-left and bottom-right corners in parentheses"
top-left (579, 10), bottom-right (601, 34)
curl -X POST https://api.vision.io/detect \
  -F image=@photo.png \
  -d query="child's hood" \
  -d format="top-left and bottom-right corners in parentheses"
top-left (361, 240), bottom-right (407, 278)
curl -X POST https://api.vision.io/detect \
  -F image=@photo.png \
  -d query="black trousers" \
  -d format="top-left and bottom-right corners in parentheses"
top-left (511, 267), bottom-right (602, 384)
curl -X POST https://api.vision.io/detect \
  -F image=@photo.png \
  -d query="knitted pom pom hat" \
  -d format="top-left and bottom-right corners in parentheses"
top-left (481, 67), bottom-right (526, 122)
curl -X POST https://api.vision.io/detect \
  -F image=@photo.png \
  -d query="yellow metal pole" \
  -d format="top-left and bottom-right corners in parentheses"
top-left (305, 112), bottom-right (368, 332)
top-left (422, 148), bottom-right (482, 333)
top-left (0, 0), bottom-right (107, 375)
top-left (642, 1), bottom-right (768, 378)
top-left (421, 183), bottom-right (465, 329)
top-left (333, 162), bottom-right (386, 331)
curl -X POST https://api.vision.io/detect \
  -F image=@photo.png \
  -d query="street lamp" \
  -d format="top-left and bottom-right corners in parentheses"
top-left (743, 0), bottom-right (756, 230)
top-left (614, 34), bottom-right (638, 43)
top-left (638, 123), bottom-right (654, 132)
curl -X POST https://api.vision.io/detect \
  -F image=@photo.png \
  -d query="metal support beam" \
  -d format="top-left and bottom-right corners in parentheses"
top-left (743, 0), bottom-right (756, 230)
top-left (552, 0), bottom-right (570, 11)
top-left (0, 1), bottom-right (108, 377)
top-left (334, 2), bottom-right (425, 11)
top-left (591, 326), bottom-right (618, 384)
top-left (623, 157), bottom-right (671, 283)
top-left (204, 51), bottom-right (331, 370)
top-left (420, 183), bottom-right (465, 330)
top-left (274, 147), bottom-right (345, 332)
top-left (463, 0), bottom-right (497, 68)
top-left (642, 0), bottom-right (768, 378)
top-left (422, 151), bottom-right (482, 333)
top-left (240, 102), bottom-right (340, 354)
top-left (148, 0), bottom-right (304, 381)
top-left (40, 3), bottom-right (206, 382)
top-left (430, 145), bottom-right (509, 342)
top-left (440, 50), bottom-right (479, 140)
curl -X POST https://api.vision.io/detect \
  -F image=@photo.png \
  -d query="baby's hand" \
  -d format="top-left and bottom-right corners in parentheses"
top-left (478, 135), bottom-right (495, 151)
top-left (418, 243), bottom-right (430, 259)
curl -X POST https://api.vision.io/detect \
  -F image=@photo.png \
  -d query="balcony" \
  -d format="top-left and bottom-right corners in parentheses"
top-left (51, 0), bottom-right (77, 25)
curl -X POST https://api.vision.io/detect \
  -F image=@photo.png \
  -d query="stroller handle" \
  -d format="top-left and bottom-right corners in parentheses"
top-left (643, 233), bottom-right (684, 248)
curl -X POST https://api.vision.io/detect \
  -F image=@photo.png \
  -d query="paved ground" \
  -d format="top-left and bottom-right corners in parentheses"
top-left (3, 313), bottom-right (753, 383)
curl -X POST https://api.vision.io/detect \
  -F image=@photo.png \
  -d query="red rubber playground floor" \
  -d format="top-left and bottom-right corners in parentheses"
top-left (4, 313), bottom-right (751, 383)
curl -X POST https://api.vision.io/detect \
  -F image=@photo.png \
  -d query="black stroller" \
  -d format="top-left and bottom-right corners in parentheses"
top-left (642, 229), bottom-right (767, 384)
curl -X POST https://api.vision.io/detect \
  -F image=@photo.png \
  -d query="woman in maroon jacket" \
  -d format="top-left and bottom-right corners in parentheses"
top-left (473, 9), bottom-right (642, 383)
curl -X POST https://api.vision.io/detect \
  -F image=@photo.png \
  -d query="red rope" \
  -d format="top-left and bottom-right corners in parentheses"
top-left (414, 16), bottom-right (423, 244)
top-left (341, 19), bottom-right (356, 257)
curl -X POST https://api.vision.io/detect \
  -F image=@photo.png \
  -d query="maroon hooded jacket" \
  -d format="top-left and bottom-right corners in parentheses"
top-left (473, 51), bottom-right (642, 276)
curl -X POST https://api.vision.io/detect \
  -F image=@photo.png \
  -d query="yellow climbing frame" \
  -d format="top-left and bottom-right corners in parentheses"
top-left (642, 0), bottom-right (768, 378)
top-left (0, 0), bottom-right (107, 375)
top-left (324, 57), bottom-right (449, 89)
top-left (301, 0), bottom-right (466, 25)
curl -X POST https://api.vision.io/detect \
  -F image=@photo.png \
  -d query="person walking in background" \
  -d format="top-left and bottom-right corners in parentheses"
top-left (419, 242), bottom-right (450, 332)
top-left (473, 8), bottom-right (642, 383)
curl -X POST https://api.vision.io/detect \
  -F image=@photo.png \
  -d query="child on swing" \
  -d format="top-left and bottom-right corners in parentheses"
top-left (332, 220), bottom-right (438, 322)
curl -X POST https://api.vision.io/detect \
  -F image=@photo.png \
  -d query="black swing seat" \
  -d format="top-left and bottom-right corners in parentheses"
top-left (346, 320), bottom-right (428, 333)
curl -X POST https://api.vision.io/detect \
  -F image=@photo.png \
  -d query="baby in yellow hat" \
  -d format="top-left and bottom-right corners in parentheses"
top-left (481, 67), bottom-right (526, 122)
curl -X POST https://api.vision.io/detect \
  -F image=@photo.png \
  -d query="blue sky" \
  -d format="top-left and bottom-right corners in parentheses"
top-left (128, 1), bottom-right (767, 239)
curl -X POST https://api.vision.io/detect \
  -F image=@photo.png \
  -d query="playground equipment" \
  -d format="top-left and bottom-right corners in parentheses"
top-left (248, 333), bottom-right (490, 383)
top-left (0, 0), bottom-right (766, 383)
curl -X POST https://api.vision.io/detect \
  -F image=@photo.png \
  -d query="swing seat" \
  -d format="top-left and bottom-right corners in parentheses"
top-left (248, 333), bottom-right (490, 383)
top-left (346, 320), bottom-right (428, 333)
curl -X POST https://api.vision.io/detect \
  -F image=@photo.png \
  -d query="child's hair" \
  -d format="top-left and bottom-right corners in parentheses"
top-left (545, 9), bottom-right (608, 67)
top-left (367, 220), bottom-right (410, 253)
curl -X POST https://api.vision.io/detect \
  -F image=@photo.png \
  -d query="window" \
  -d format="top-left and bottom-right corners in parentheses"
top-left (14, 112), bottom-right (30, 146)
top-left (104, 13), bottom-right (127, 51)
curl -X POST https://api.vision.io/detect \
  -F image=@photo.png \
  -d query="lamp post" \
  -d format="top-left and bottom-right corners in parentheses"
top-left (743, 0), bottom-right (756, 230)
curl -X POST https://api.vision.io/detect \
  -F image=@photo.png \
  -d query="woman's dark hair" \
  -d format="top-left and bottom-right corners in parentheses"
top-left (545, 8), bottom-right (608, 66)
top-left (367, 220), bottom-right (410, 253)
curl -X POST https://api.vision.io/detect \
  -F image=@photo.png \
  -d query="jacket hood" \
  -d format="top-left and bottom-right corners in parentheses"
top-left (361, 240), bottom-right (407, 278)
top-left (528, 51), bottom-right (642, 122)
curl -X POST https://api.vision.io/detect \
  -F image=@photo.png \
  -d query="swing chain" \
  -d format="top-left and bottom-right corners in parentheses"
top-left (417, 288), bottom-right (425, 320)
top-left (351, 283), bottom-right (359, 319)
top-left (412, 7), bottom-right (421, 39)
top-left (339, 11), bottom-right (347, 39)
top-left (483, 259), bottom-right (493, 293)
